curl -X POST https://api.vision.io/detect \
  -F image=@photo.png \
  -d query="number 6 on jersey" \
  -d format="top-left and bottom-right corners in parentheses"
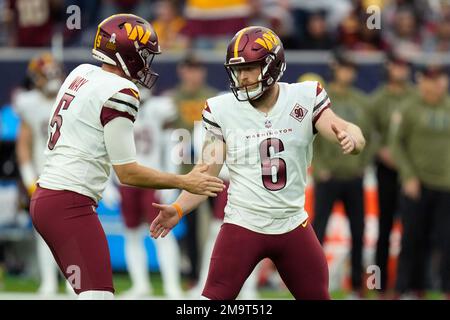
top-left (259, 138), bottom-right (287, 191)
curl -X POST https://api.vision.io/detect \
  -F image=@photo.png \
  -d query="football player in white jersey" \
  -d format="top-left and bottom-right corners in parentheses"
top-left (30, 14), bottom-right (224, 300)
top-left (118, 91), bottom-right (183, 299)
top-left (150, 26), bottom-right (366, 300)
top-left (14, 53), bottom-right (72, 296)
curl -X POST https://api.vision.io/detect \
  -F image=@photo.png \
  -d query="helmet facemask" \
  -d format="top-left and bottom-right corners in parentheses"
top-left (92, 14), bottom-right (162, 90)
top-left (118, 44), bottom-right (160, 89)
top-left (135, 46), bottom-right (159, 89)
top-left (225, 54), bottom-right (281, 102)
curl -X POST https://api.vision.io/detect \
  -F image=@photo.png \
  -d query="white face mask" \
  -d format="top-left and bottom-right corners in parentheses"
top-left (237, 81), bottom-right (264, 100)
top-left (43, 78), bottom-right (62, 96)
top-left (232, 71), bottom-right (264, 101)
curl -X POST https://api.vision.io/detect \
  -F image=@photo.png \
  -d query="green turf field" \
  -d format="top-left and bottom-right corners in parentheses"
top-left (0, 272), bottom-right (445, 299)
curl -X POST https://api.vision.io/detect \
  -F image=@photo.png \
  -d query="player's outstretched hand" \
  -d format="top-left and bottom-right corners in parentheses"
top-left (331, 124), bottom-right (356, 155)
top-left (182, 164), bottom-right (225, 197)
top-left (150, 203), bottom-right (179, 239)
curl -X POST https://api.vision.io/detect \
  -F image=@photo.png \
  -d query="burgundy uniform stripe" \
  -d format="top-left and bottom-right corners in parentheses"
top-left (312, 103), bottom-right (330, 131)
top-left (119, 88), bottom-right (140, 100)
top-left (100, 107), bottom-right (135, 127)
top-left (202, 115), bottom-right (221, 128)
top-left (316, 82), bottom-right (323, 96)
top-left (204, 102), bottom-right (212, 113)
top-left (313, 95), bottom-right (329, 112)
top-left (108, 97), bottom-right (138, 112)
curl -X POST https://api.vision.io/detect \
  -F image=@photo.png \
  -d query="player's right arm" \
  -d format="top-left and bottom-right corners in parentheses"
top-left (102, 88), bottom-right (224, 197)
top-left (113, 161), bottom-right (223, 197)
top-left (105, 116), bottom-right (224, 197)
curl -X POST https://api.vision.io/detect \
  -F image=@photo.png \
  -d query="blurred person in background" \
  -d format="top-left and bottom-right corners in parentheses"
top-left (118, 89), bottom-right (183, 299)
top-left (336, 8), bottom-right (361, 50)
top-left (62, 0), bottom-right (103, 47)
top-left (0, 0), bottom-right (11, 45)
top-left (98, 0), bottom-right (153, 21)
top-left (299, 10), bottom-right (335, 50)
top-left (312, 52), bottom-right (373, 299)
top-left (165, 54), bottom-right (218, 287)
top-left (151, 0), bottom-right (187, 52)
top-left (382, 6), bottom-right (423, 57)
top-left (391, 65), bottom-right (450, 300)
top-left (13, 53), bottom-right (73, 296)
top-left (288, 0), bottom-right (352, 48)
top-left (249, 0), bottom-right (294, 46)
top-left (370, 52), bottom-right (414, 297)
top-left (181, 0), bottom-right (251, 49)
top-left (355, 0), bottom-right (386, 52)
top-left (6, 0), bottom-right (62, 47)
top-left (336, 2), bottom-right (386, 52)
top-left (422, 9), bottom-right (450, 53)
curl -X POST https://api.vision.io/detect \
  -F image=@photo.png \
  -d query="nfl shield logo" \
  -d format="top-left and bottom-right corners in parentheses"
top-left (265, 119), bottom-right (272, 128)
top-left (290, 103), bottom-right (308, 123)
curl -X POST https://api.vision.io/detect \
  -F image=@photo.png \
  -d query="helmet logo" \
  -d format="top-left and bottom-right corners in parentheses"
top-left (124, 23), bottom-right (151, 44)
top-left (255, 31), bottom-right (279, 50)
top-left (106, 33), bottom-right (117, 50)
top-left (109, 33), bottom-right (116, 44)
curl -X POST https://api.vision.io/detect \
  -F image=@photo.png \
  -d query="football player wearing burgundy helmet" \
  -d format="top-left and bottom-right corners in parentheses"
top-left (150, 26), bottom-right (367, 300)
top-left (224, 26), bottom-right (286, 102)
top-left (30, 14), bottom-right (225, 300)
top-left (92, 13), bottom-right (161, 89)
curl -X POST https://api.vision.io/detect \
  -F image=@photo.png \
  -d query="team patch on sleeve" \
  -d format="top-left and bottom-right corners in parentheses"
top-left (100, 89), bottom-right (140, 126)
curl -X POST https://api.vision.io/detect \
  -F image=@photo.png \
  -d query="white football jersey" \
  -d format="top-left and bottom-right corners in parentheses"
top-left (38, 64), bottom-right (140, 202)
top-left (203, 81), bottom-right (330, 234)
top-left (134, 96), bottom-right (176, 170)
top-left (14, 89), bottom-right (54, 173)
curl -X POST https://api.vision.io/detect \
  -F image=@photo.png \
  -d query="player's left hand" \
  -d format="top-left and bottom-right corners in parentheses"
top-left (331, 124), bottom-right (356, 155)
top-left (149, 203), bottom-right (179, 239)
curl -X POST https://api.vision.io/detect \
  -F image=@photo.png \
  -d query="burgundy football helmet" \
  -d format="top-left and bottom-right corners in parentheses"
top-left (27, 52), bottom-right (63, 95)
top-left (92, 14), bottom-right (161, 89)
top-left (224, 26), bottom-right (286, 101)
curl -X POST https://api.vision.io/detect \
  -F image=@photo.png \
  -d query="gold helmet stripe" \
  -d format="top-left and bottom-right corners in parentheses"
top-left (234, 27), bottom-right (250, 58)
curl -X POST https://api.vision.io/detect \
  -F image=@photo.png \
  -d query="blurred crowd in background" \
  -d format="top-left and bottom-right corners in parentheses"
top-left (0, 0), bottom-right (449, 300)
top-left (0, 0), bottom-right (449, 55)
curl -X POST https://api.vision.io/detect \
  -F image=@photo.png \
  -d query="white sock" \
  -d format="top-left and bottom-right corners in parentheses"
top-left (154, 232), bottom-right (183, 296)
top-left (78, 290), bottom-right (114, 300)
top-left (65, 279), bottom-right (78, 296)
top-left (240, 264), bottom-right (259, 299)
top-left (35, 232), bottom-right (58, 293)
top-left (124, 227), bottom-right (150, 292)
top-left (195, 219), bottom-right (222, 293)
